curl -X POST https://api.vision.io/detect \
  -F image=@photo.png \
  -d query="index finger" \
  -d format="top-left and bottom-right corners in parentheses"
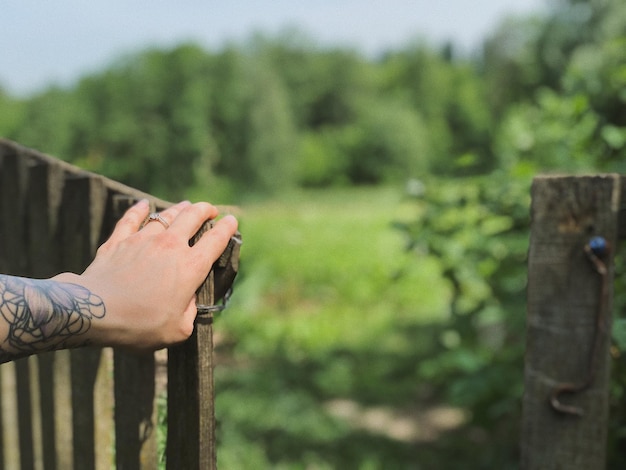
top-left (105, 199), bottom-right (150, 245)
top-left (168, 202), bottom-right (220, 239)
top-left (189, 215), bottom-right (239, 272)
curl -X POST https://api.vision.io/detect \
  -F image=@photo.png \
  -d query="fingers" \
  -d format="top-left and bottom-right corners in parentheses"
top-left (191, 215), bottom-right (239, 269)
top-left (103, 198), bottom-right (237, 276)
top-left (168, 202), bottom-right (220, 238)
top-left (105, 199), bottom-right (151, 246)
top-left (140, 200), bottom-right (192, 235)
top-left (107, 200), bottom-right (223, 248)
top-left (181, 297), bottom-right (199, 336)
top-left (101, 199), bottom-right (195, 251)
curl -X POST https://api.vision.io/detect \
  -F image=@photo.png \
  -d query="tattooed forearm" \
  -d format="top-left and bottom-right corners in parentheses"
top-left (0, 275), bottom-right (105, 363)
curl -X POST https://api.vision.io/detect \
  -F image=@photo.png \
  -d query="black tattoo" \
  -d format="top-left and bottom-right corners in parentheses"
top-left (0, 275), bottom-right (105, 362)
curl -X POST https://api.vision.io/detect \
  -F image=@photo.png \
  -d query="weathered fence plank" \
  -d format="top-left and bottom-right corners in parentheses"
top-left (27, 356), bottom-right (43, 470)
top-left (93, 349), bottom-right (114, 470)
top-left (0, 143), bottom-right (29, 470)
top-left (166, 223), bottom-right (217, 469)
top-left (51, 351), bottom-right (73, 470)
top-left (26, 162), bottom-right (65, 278)
top-left (14, 358), bottom-right (35, 470)
top-left (114, 349), bottom-right (158, 469)
top-left (111, 196), bottom-right (160, 470)
top-left (0, 362), bottom-right (20, 470)
top-left (24, 158), bottom-right (66, 470)
top-left (26, 161), bottom-right (67, 470)
top-left (59, 175), bottom-right (114, 469)
top-left (522, 174), bottom-right (620, 469)
top-left (0, 144), bottom-right (28, 276)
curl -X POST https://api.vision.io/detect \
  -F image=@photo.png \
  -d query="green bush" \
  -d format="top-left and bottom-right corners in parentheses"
top-left (394, 173), bottom-right (531, 467)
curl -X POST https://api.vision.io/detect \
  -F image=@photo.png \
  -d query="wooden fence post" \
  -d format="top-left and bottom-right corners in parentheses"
top-left (59, 175), bottom-right (114, 470)
top-left (27, 157), bottom-right (67, 470)
top-left (166, 222), bottom-right (217, 470)
top-left (0, 143), bottom-right (34, 469)
top-left (111, 196), bottom-right (160, 470)
top-left (521, 175), bottom-right (620, 469)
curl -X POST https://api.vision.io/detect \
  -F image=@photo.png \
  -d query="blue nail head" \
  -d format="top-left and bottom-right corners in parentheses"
top-left (589, 236), bottom-right (607, 256)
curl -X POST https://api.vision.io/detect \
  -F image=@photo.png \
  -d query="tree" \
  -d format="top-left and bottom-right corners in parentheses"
top-left (395, 173), bottom-right (531, 467)
top-left (209, 47), bottom-right (300, 195)
top-left (0, 87), bottom-right (24, 137)
top-left (244, 58), bottom-right (299, 193)
top-left (481, 15), bottom-right (544, 117)
top-left (381, 43), bottom-right (494, 175)
top-left (71, 44), bottom-right (216, 199)
top-left (343, 99), bottom-right (431, 184)
top-left (10, 87), bottom-right (79, 159)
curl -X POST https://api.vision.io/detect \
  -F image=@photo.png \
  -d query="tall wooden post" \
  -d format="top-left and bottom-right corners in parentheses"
top-left (112, 196), bottom-right (161, 470)
top-left (60, 175), bottom-right (114, 470)
top-left (522, 175), bottom-right (620, 469)
top-left (0, 144), bottom-right (29, 469)
top-left (166, 222), bottom-right (217, 469)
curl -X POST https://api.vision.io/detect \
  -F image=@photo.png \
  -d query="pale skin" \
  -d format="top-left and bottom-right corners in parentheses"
top-left (0, 199), bottom-right (238, 363)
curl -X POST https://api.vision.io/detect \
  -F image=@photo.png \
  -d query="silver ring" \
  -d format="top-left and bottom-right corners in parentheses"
top-left (145, 213), bottom-right (169, 229)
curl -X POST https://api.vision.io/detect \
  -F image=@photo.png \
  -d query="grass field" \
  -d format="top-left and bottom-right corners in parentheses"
top-left (220, 185), bottom-right (450, 356)
top-left (213, 186), bottom-right (455, 468)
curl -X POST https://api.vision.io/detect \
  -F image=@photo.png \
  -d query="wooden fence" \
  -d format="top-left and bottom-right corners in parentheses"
top-left (0, 139), bottom-right (240, 469)
top-left (522, 174), bottom-right (625, 469)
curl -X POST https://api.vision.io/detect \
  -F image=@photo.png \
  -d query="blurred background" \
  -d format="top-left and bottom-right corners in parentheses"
top-left (3, 0), bottom-right (626, 468)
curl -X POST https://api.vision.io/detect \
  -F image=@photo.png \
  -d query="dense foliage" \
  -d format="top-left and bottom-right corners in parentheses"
top-left (3, 0), bottom-right (626, 467)
top-left (1, 32), bottom-right (497, 200)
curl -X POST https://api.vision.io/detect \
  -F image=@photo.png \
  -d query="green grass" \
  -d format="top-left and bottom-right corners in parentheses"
top-left (219, 185), bottom-right (450, 357)
top-left (213, 186), bottom-right (453, 468)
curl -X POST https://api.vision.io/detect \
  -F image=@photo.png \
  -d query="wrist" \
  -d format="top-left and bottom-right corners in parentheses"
top-left (48, 272), bottom-right (111, 348)
top-left (63, 271), bottom-right (178, 352)
top-left (0, 273), bottom-right (108, 360)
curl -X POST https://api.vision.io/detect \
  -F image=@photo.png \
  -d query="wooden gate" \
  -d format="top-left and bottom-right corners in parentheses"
top-left (0, 139), bottom-right (240, 469)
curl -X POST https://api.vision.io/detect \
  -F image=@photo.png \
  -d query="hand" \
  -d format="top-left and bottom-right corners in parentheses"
top-left (54, 199), bottom-right (238, 351)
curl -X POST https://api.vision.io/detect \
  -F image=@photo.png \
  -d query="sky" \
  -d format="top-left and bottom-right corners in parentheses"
top-left (1, 0), bottom-right (545, 97)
